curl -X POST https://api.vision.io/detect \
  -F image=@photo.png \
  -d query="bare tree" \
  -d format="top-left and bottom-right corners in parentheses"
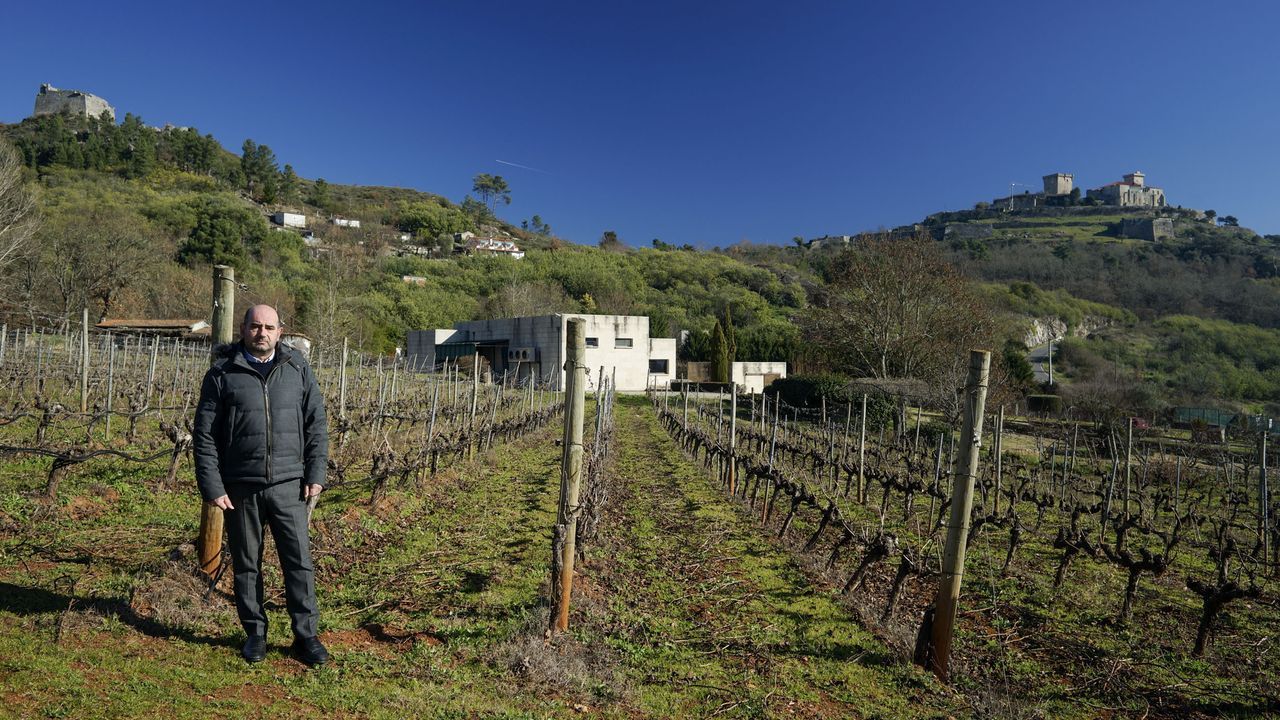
top-left (0, 141), bottom-right (37, 277)
top-left (802, 231), bottom-right (995, 403)
top-left (38, 205), bottom-right (164, 322)
top-left (482, 280), bottom-right (575, 319)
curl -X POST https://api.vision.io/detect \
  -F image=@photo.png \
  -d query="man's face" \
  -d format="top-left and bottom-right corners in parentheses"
top-left (242, 307), bottom-right (282, 358)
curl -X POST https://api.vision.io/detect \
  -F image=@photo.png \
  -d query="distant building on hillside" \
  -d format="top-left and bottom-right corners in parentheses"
top-left (461, 236), bottom-right (524, 259)
top-left (332, 217), bottom-right (361, 228)
top-left (1087, 172), bottom-right (1167, 207)
top-left (407, 314), bottom-right (676, 392)
top-left (1043, 173), bottom-right (1073, 195)
top-left (33, 83), bottom-right (115, 121)
top-left (96, 318), bottom-right (209, 340)
top-left (271, 211), bottom-right (306, 228)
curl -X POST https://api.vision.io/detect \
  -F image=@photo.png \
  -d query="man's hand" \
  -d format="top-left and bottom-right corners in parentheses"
top-left (305, 484), bottom-right (323, 499)
top-left (211, 495), bottom-right (234, 510)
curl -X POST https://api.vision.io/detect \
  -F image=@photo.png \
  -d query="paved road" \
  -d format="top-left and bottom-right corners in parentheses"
top-left (1028, 341), bottom-right (1053, 385)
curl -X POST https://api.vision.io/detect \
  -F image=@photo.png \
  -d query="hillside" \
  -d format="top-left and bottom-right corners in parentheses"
top-left (4, 109), bottom-right (1280, 413)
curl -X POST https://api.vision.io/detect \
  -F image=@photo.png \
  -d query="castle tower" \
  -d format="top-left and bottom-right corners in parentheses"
top-left (1042, 173), bottom-right (1073, 195)
top-left (1123, 171), bottom-right (1145, 187)
top-left (32, 83), bottom-right (116, 121)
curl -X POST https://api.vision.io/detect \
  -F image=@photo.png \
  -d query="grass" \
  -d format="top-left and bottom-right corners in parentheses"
top-left (0, 398), bottom-right (959, 719)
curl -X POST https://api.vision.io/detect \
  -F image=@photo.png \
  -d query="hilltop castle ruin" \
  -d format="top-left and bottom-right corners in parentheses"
top-left (32, 83), bottom-right (115, 121)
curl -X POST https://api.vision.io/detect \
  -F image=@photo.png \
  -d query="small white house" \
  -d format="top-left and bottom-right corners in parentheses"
top-left (332, 217), bottom-right (361, 228)
top-left (271, 211), bottom-right (306, 229)
top-left (408, 314), bottom-right (677, 393)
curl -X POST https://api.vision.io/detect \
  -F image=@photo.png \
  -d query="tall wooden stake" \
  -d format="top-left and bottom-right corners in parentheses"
top-left (551, 319), bottom-right (587, 633)
top-left (919, 350), bottom-right (990, 682)
top-left (79, 308), bottom-right (90, 413)
top-left (198, 265), bottom-right (235, 578)
top-left (728, 382), bottom-right (738, 494)
top-left (858, 393), bottom-right (868, 503)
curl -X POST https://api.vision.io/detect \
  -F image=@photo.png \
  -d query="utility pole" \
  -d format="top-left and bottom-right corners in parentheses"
top-left (550, 319), bottom-right (587, 633)
top-left (918, 350), bottom-right (990, 682)
top-left (198, 265), bottom-right (235, 578)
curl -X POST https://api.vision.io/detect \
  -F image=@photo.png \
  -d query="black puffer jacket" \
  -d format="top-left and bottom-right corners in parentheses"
top-left (193, 342), bottom-right (328, 501)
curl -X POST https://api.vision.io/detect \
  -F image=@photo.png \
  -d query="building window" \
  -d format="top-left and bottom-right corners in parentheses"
top-left (649, 359), bottom-right (669, 374)
top-left (585, 337), bottom-right (598, 348)
top-left (615, 337), bottom-right (633, 348)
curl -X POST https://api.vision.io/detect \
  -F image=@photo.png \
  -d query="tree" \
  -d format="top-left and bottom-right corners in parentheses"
top-left (307, 178), bottom-right (333, 210)
top-left (471, 173), bottom-right (511, 213)
top-left (36, 205), bottom-right (163, 321)
top-left (1205, 209), bottom-right (1217, 222)
top-left (599, 230), bottom-right (624, 252)
top-left (280, 164), bottom-right (299, 204)
top-left (1069, 187), bottom-right (1082, 205)
top-left (396, 200), bottom-right (472, 238)
top-left (1220, 215), bottom-right (1240, 227)
top-left (710, 319), bottom-right (731, 383)
top-left (0, 141), bottom-right (37, 277)
top-left (800, 231), bottom-right (995, 398)
top-left (241, 139), bottom-right (280, 202)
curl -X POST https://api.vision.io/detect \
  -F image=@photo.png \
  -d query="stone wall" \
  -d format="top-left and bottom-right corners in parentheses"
top-left (1120, 217), bottom-right (1174, 241)
top-left (33, 84), bottom-right (115, 121)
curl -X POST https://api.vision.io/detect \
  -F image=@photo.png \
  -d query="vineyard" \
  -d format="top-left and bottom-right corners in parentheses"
top-left (0, 325), bottom-right (1276, 718)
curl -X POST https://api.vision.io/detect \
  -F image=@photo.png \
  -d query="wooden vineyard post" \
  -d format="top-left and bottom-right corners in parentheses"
top-left (80, 307), bottom-right (89, 414)
top-left (105, 336), bottom-right (115, 441)
top-left (858, 393), bottom-right (868, 503)
top-left (1124, 416), bottom-right (1134, 519)
top-left (339, 337), bottom-right (349, 420)
top-left (916, 349), bottom-right (990, 682)
top-left (197, 265), bottom-right (234, 578)
top-left (551, 319), bottom-right (587, 633)
top-left (728, 382), bottom-right (738, 494)
top-left (1261, 424), bottom-right (1271, 566)
top-left (467, 352), bottom-right (480, 460)
top-left (993, 405), bottom-right (1004, 516)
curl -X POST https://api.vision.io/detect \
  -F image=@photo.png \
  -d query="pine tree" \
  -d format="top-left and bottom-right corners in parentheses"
top-left (711, 320), bottom-right (731, 383)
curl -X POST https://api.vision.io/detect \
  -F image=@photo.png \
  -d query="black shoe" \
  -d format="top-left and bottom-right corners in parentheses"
top-left (241, 635), bottom-right (267, 663)
top-left (292, 636), bottom-right (330, 667)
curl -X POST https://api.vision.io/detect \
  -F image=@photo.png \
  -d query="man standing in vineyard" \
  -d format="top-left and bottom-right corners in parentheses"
top-left (192, 304), bottom-right (331, 667)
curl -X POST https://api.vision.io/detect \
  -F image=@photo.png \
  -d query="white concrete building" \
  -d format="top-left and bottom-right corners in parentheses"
top-left (332, 217), bottom-right (361, 228)
top-left (731, 361), bottom-right (788, 394)
top-left (271, 211), bottom-right (306, 229)
top-left (407, 314), bottom-right (677, 393)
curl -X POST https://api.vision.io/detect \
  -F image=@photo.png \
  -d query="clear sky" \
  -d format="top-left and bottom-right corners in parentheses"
top-left (2, 0), bottom-right (1278, 245)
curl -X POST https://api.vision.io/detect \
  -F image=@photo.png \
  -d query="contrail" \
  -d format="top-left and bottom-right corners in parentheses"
top-left (495, 159), bottom-right (553, 175)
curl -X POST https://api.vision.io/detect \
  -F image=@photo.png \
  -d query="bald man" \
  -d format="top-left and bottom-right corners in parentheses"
top-left (193, 305), bottom-right (330, 666)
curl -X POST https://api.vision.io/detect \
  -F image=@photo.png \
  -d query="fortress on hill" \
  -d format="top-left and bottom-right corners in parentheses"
top-left (993, 171), bottom-right (1167, 210)
top-left (32, 84), bottom-right (115, 121)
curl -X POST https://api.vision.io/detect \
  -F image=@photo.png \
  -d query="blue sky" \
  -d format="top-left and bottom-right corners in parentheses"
top-left (2, 1), bottom-right (1278, 244)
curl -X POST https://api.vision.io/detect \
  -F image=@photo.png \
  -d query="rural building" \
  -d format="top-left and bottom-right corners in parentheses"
top-left (96, 318), bottom-right (210, 340)
top-left (684, 361), bottom-right (789, 393)
top-left (407, 314), bottom-right (677, 392)
top-left (1087, 172), bottom-right (1167, 207)
top-left (462, 237), bottom-right (524, 259)
top-left (271, 211), bottom-right (306, 229)
top-left (32, 83), bottom-right (115, 121)
top-left (332, 217), bottom-right (361, 228)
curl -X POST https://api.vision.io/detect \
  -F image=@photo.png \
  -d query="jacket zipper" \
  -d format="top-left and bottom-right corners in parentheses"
top-left (262, 362), bottom-right (280, 483)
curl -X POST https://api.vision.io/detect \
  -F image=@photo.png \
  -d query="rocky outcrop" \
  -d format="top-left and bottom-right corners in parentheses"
top-left (1022, 315), bottom-right (1112, 348)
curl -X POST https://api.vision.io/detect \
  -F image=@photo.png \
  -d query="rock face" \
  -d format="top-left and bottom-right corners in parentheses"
top-left (1023, 315), bottom-right (1111, 348)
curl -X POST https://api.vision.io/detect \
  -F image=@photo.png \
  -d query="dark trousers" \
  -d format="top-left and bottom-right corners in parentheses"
top-left (225, 479), bottom-right (318, 638)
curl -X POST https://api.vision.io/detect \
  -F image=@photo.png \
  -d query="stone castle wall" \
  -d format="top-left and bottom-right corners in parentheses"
top-left (32, 85), bottom-right (115, 121)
